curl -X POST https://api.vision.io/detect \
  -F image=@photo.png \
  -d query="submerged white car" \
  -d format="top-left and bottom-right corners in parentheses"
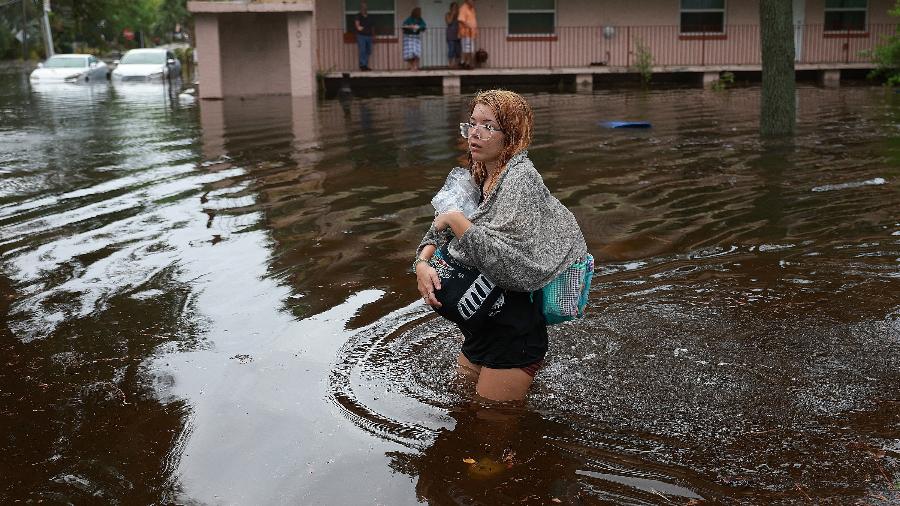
top-left (29, 54), bottom-right (108, 83)
top-left (111, 48), bottom-right (182, 82)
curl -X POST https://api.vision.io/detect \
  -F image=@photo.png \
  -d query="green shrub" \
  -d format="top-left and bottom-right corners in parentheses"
top-left (711, 71), bottom-right (736, 91)
top-left (173, 46), bottom-right (192, 65)
top-left (173, 46), bottom-right (193, 77)
top-left (631, 38), bottom-right (653, 88)
top-left (868, 1), bottom-right (900, 86)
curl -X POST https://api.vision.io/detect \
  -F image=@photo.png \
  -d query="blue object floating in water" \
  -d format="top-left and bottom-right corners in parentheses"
top-left (600, 121), bottom-right (652, 129)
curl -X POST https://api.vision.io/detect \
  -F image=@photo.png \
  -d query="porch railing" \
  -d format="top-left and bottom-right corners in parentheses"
top-left (316, 23), bottom-right (898, 72)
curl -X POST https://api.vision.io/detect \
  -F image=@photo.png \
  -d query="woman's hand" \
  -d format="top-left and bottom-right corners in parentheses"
top-left (433, 211), bottom-right (471, 237)
top-left (433, 212), bottom-right (454, 231)
top-left (416, 262), bottom-right (442, 307)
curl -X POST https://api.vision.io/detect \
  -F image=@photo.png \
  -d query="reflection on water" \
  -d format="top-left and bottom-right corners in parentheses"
top-left (1, 61), bottom-right (899, 504)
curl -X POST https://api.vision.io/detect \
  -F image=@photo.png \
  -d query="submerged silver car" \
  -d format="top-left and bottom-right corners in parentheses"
top-left (29, 54), bottom-right (109, 83)
top-left (111, 48), bottom-right (182, 82)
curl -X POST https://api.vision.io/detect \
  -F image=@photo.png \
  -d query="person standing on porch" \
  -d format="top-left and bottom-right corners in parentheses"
top-left (402, 7), bottom-right (427, 71)
top-left (457, 0), bottom-right (478, 69)
top-left (354, 2), bottom-right (375, 71)
top-left (445, 2), bottom-right (461, 69)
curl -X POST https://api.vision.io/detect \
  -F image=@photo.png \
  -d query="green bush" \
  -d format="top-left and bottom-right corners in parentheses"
top-left (868, 1), bottom-right (900, 86)
top-left (173, 46), bottom-right (192, 66)
top-left (631, 38), bottom-right (653, 88)
top-left (711, 71), bottom-right (736, 91)
top-left (172, 46), bottom-right (193, 78)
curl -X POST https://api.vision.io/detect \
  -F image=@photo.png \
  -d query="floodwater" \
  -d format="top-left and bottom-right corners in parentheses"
top-left (1, 63), bottom-right (899, 504)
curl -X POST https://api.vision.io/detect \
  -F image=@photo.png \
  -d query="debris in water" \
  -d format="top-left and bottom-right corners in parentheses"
top-left (811, 177), bottom-right (886, 192)
top-left (466, 457), bottom-right (505, 478)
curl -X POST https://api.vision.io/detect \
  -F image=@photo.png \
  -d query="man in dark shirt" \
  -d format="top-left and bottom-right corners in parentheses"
top-left (354, 2), bottom-right (375, 71)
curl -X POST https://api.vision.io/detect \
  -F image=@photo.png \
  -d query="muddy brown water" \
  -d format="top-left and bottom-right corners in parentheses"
top-left (1, 63), bottom-right (899, 504)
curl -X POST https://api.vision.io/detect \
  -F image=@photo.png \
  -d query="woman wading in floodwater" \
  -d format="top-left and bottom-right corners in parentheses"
top-left (413, 90), bottom-right (587, 402)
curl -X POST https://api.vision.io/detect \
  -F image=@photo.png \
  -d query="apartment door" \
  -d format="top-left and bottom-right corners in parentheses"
top-left (793, 0), bottom-right (805, 62)
top-left (420, 0), bottom-right (450, 68)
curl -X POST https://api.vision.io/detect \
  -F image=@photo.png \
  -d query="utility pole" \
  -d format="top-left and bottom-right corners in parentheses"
top-left (41, 0), bottom-right (54, 56)
top-left (21, 0), bottom-right (28, 60)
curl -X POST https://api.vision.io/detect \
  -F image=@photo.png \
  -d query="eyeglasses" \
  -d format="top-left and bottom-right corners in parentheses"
top-left (459, 122), bottom-right (504, 141)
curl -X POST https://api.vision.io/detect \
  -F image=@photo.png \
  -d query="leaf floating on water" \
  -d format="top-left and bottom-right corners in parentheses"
top-left (462, 458), bottom-right (476, 464)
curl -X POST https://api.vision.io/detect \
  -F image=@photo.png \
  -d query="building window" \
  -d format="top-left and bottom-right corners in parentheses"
top-left (824, 0), bottom-right (867, 31)
top-left (680, 0), bottom-right (725, 34)
top-left (508, 0), bottom-right (556, 36)
top-left (345, 0), bottom-right (395, 37)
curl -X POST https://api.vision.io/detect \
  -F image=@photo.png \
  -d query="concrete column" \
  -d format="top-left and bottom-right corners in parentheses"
top-left (291, 96), bottom-right (319, 152)
top-left (576, 73), bottom-right (593, 92)
top-left (818, 69), bottom-right (840, 88)
top-left (194, 14), bottom-right (223, 99)
top-left (199, 100), bottom-right (226, 159)
top-left (702, 71), bottom-right (719, 89)
top-left (443, 75), bottom-right (461, 95)
top-left (287, 12), bottom-right (316, 97)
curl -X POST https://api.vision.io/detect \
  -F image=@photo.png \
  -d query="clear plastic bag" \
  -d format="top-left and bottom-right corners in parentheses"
top-left (431, 167), bottom-right (480, 217)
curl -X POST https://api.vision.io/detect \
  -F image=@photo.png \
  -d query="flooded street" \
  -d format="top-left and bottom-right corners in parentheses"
top-left (1, 62), bottom-right (899, 504)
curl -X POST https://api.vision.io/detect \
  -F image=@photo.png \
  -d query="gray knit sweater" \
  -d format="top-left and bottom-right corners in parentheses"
top-left (417, 151), bottom-right (587, 292)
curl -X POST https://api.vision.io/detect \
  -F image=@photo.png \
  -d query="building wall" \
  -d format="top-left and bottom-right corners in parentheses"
top-left (316, 0), bottom-right (421, 31)
top-left (220, 12), bottom-right (292, 96)
top-left (315, 0), bottom-right (898, 71)
top-left (314, 0), bottom-right (780, 30)
top-left (806, 0), bottom-right (895, 24)
top-left (315, 0), bottom-right (898, 30)
top-left (869, 0), bottom-right (895, 23)
top-left (314, 0), bottom-right (343, 29)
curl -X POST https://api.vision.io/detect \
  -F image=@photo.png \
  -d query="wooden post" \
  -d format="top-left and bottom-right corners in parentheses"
top-left (818, 69), bottom-right (840, 87)
top-left (576, 73), bottom-right (593, 92)
top-left (443, 75), bottom-right (461, 95)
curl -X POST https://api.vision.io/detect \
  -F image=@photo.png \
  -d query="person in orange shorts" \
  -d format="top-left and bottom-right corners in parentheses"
top-left (457, 0), bottom-right (478, 69)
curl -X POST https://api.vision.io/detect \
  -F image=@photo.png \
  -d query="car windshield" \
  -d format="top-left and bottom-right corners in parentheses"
top-left (44, 57), bottom-right (87, 69)
top-left (120, 52), bottom-right (165, 65)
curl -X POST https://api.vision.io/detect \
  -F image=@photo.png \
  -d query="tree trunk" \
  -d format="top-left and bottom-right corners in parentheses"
top-left (22, 0), bottom-right (28, 60)
top-left (759, 0), bottom-right (796, 136)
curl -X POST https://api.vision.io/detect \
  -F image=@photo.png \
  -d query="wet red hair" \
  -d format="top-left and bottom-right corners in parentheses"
top-left (467, 89), bottom-right (534, 186)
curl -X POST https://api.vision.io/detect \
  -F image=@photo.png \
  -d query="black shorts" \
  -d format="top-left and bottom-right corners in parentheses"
top-left (430, 244), bottom-right (548, 369)
top-left (460, 289), bottom-right (548, 369)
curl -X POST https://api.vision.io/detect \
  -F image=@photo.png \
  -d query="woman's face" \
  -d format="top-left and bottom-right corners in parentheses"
top-left (468, 103), bottom-right (505, 166)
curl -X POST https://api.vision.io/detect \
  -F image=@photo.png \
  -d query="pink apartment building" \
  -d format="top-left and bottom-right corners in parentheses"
top-left (188, 0), bottom-right (897, 98)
